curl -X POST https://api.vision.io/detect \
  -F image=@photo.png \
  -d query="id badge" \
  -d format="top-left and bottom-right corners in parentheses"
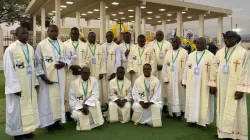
top-left (58, 55), bottom-right (64, 61)
top-left (138, 59), bottom-right (142, 65)
top-left (159, 52), bottom-right (164, 59)
top-left (223, 65), bottom-right (229, 74)
top-left (92, 58), bottom-right (96, 64)
top-left (26, 65), bottom-right (32, 75)
top-left (72, 53), bottom-right (78, 60)
top-left (194, 67), bottom-right (200, 75)
top-left (171, 65), bottom-right (175, 72)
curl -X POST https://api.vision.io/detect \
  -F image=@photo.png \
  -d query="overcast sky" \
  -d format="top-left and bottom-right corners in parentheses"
top-left (0, 0), bottom-right (249, 36)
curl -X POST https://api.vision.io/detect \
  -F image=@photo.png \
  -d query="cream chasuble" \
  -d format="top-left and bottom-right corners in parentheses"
top-left (162, 47), bottom-right (188, 116)
top-left (131, 75), bottom-right (162, 127)
top-left (35, 37), bottom-right (71, 127)
top-left (101, 42), bottom-right (122, 105)
top-left (108, 77), bottom-right (132, 123)
top-left (182, 50), bottom-right (214, 127)
top-left (127, 44), bottom-right (156, 83)
top-left (151, 40), bottom-right (172, 105)
top-left (86, 42), bottom-right (106, 104)
top-left (69, 77), bottom-right (104, 131)
top-left (64, 39), bottom-right (90, 112)
top-left (208, 44), bottom-right (250, 140)
top-left (120, 42), bottom-right (136, 83)
top-left (4, 41), bottom-right (39, 136)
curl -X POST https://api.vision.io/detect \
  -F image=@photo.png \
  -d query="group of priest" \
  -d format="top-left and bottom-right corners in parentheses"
top-left (4, 25), bottom-right (250, 140)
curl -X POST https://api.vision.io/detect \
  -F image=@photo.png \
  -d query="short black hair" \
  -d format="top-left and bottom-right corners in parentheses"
top-left (15, 27), bottom-right (27, 36)
top-left (117, 66), bottom-right (125, 72)
top-left (47, 24), bottom-right (58, 31)
top-left (106, 31), bottom-right (113, 35)
top-left (123, 32), bottom-right (131, 37)
top-left (71, 27), bottom-right (79, 33)
top-left (88, 32), bottom-right (96, 36)
top-left (138, 34), bottom-right (146, 39)
top-left (143, 63), bottom-right (151, 68)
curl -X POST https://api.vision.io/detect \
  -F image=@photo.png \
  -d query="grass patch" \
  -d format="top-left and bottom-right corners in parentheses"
top-left (0, 71), bottom-right (5, 99)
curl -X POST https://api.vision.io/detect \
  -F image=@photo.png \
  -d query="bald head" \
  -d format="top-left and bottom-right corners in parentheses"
top-left (156, 30), bottom-right (164, 42)
top-left (16, 27), bottom-right (29, 43)
top-left (196, 37), bottom-right (207, 51)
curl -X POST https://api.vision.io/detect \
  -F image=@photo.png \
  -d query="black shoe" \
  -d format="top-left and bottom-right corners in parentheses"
top-left (178, 115), bottom-right (184, 122)
top-left (165, 113), bottom-right (172, 118)
top-left (14, 135), bottom-right (28, 140)
top-left (213, 134), bottom-right (219, 139)
top-left (187, 122), bottom-right (196, 127)
top-left (66, 112), bottom-right (73, 121)
top-left (24, 133), bottom-right (35, 139)
top-left (102, 103), bottom-right (109, 112)
top-left (45, 125), bottom-right (53, 134)
top-left (53, 121), bottom-right (64, 130)
top-left (162, 105), bottom-right (168, 113)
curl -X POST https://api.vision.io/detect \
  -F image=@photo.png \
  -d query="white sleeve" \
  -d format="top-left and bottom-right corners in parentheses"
top-left (35, 44), bottom-right (45, 76)
top-left (85, 78), bottom-right (100, 107)
top-left (4, 47), bottom-right (21, 94)
top-left (150, 80), bottom-right (162, 104)
top-left (69, 82), bottom-right (83, 110)
top-left (113, 46), bottom-right (122, 73)
top-left (132, 83), bottom-right (143, 102)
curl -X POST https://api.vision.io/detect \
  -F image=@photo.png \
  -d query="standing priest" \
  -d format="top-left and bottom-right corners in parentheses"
top-left (182, 37), bottom-right (215, 127)
top-left (4, 27), bottom-right (39, 140)
top-left (131, 64), bottom-right (162, 127)
top-left (209, 31), bottom-right (250, 140)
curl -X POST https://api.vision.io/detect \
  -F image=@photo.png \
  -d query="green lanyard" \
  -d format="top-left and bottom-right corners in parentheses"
top-left (196, 51), bottom-right (206, 66)
top-left (138, 48), bottom-right (145, 59)
top-left (106, 46), bottom-right (109, 56)
top-left (157, 42), bottom-right (163, 51)
top-left (172, 50), bottom-right (180, 64)
top-left (72, 41), bottom-right (79, 50)
top-left (224, 47), bottom-right (236, 64)
top-left (49, 39), bottom-right (61, 55)
top-left (116, 79), bottom-right (124, 92)
top-left (88, 44), bottom-right (96, 56)
top-left (82, 81), bottom-right (88, 97)
top-left (125, 43), bottom-right (130, 50)
top-left (144, 79), bottom-right (150, 93)
top-left (21, 45), bottom-right (30, 64)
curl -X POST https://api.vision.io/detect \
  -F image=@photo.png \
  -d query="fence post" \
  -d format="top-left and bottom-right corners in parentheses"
top-left (0, 27), bottom-right (3, 58)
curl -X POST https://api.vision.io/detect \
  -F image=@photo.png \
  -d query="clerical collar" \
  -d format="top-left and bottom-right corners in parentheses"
top-left (49, 38), bottom-right (57, 42)
top-left (144, 76), bottom-right (151, 80)
top-left (17, 40), bottom-right (26, 46)
top-left (82, 79), bottom-right (88, 83)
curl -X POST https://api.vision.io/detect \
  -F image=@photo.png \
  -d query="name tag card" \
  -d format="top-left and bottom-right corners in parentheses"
top-left (92, 58), bottom-right (96, 64)
top-left (72, 52), bottom-right (78, 60)
top-left (223, 65), bottom-right (229, 74)
top-left (138, 59), bottom-right (142, 65)
top-left (159, 52), bottom-right (164, 59)
top-left (194, 67), bottom-right (200, 75)
top-left (171, 65), bottom-right (175, 72)
top-left (26, 65), bottom-right (32, 75)
top-left (58, 56), bottom-right (64, 61)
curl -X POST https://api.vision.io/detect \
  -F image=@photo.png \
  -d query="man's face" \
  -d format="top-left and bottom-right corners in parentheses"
top-left (88, 33), bottom-right (96, 44)
top-left (143, 65), bottom-right (152, 77)
top-left (17, 28), bottom-right (29, 43)
top-left (47, 27), bottom-right (59, 40)
top-left (116, 69), bottom-right (125, 80)
top-left (106, 32), bottom-right (114, 43)
top-left (224, 36), bottom-right (237, 47)
top-left (81, 69), bottom-right (90, 81)
top-left (196, 38), bottom-right (206, 51)
top-left (123, 34), bottom-right (131, 44)
top-left (172, 38), bottom-right (181, 49)
top-left (138, 37), bottom-right (146, 47)
top-left (71, 30), bottom-right (80, 41)
top-left (156, 31), bottom-right (164, 42)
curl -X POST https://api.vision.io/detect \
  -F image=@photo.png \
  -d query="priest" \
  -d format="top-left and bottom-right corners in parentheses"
top-left (120, 32), bottom-right (136, 84)
top-left (150, 30), bottom-right (172, 111)
top-left (162, 36), bottom-right (188, 121)
top-left (182, 37), bottom-right (215, 127)
top-left (35, 24), bottom-right (71, 133)
top-left (131, 64), bottom-right (162, 127)
top-left (4, 27), bottom-right (39, 140)
top-left (101, 31), bottom-right (122, 109)
top-left (209, 31), bottom-right (250, 140)
top-left (64, 27), bottom-right (90, 120)
top-left (108, 66), bottom-right (132, 123)
top-left (86, 32), bottom-right (106, 105)
top-left (69, 66), bottom-right (104, 131)
top-left (127, 35), bottom-right (156, 84)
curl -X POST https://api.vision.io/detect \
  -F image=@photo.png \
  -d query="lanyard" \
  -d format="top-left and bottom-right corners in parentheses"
top-left (144, 79), bottom-right (150, 93)
top-left (82, 80), bottom-right (88, 97)
top-left (21, 45), bottom-right (30, 64)
top-left (88, 44), bottom-right (96, 56)
top-left (138, 47), bottom-right (145, 59)
top-left (224, 47), bottom-right (236, 64)
top-left (196, 51), bottom-right (206, 66)
top-left (116, 79), bottom-right (124, 92)
top-left (72, 41), bottom-right (79, 50)
top-left (49, 39), bottom-right (61, 55)
top-left (172, 50), bottom-right (180, 64)
top-left (125, 43), bottom-right (130, 50)
top-left (157, 41), bottom-right (163, 51)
